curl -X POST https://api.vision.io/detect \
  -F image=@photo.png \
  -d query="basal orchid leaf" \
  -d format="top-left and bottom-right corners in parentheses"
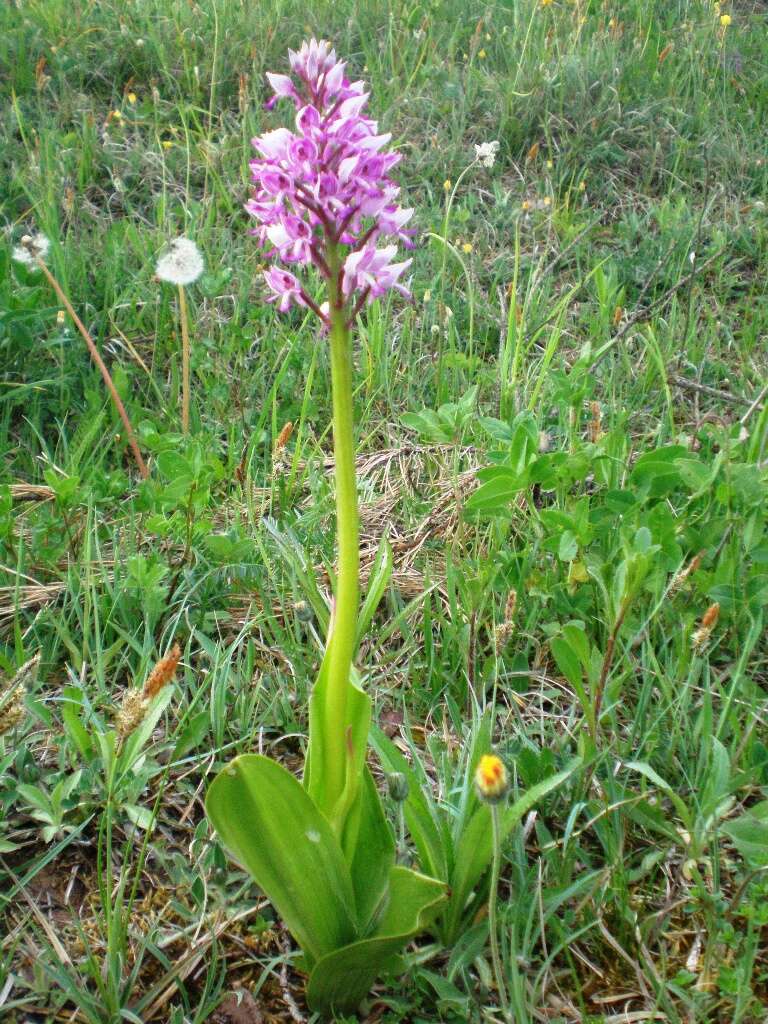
top-left (348, 765), bottom-right (395, 933)
top-left (206, 754), bottom-right (357, 965)
top-left (306, 865), bottom-right (447, 1016)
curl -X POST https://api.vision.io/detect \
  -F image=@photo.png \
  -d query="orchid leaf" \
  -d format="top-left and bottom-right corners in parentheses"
top-left (305, 659), bottom-right (372, 842)
top-left (348, 765), bottom-right (395, 933)
top-left (306, 865), bottom-right (447, 1016)
top-left (206, 754), bottom-right (357, 966)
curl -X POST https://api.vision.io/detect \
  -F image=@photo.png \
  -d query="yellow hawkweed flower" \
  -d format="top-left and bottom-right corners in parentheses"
top-left (475, 754), bottom-right (509, 802)
top-left (462, 242), bottom-right (473, 254)
top-left (162, 140), bottom-right (173, 149)
top-left (720, 14), bottom-right (731, 27)
top-left (443, 179), bottom-right (452, 191)
top-left (478, 48), bottom-right (487, 58)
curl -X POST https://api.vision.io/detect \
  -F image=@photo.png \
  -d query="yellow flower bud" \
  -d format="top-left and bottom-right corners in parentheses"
top-left (475, 754), bottom-right (509, 802)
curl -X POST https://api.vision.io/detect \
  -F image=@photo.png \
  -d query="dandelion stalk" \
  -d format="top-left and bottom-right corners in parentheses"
top-left (475, 754), bottom-right (511, 1022)
top-left (489, 803), bottom-right (510, 1021)
top-left (20, 238), bottom-right (148, 479)
top-left (155, 237), bottom-right (204, 434)
top-left (178, 283), bottom-right (191, 433)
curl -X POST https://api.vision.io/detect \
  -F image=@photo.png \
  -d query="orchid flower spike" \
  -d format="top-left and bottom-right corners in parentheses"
top-left (248, 39), bottom-right (413, 323)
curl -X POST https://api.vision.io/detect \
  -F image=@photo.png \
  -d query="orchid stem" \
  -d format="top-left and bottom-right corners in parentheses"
top-left (323, 242), bottom-right (360, 809)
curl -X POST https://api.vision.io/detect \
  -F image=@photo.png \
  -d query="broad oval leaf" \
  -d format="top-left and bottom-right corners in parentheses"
top-left (206, 754), bottom-right (357, 965)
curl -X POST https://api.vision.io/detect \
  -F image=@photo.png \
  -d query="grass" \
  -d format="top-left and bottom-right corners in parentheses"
top-left (2, 0), bottom-right (768, 1020)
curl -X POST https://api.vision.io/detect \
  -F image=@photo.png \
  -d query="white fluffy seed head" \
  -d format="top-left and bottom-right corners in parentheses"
top-left (474, 140), bottom-right (500, 168)
top-left (12, 232), bottom-right (51, 268)
top-left (155, 237), bottom-right (204, 286)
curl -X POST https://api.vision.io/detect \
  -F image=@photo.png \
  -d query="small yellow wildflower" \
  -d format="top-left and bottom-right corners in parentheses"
top-left (162, 140), bottom-right (173, 150)
top-left (541, 0), bottom-right (553, 6)
top-left (462, 242), bottom-right (473, 254)
top-left (127, 92), bottom-right (137, 104)
top-left (111, 109), bottom-right (122, 120)
top-left (521, 199), bottom-right (531, 211)
top-left (423, 289), bottom-right (432, 302)
top-left (578, 180), bottom-right (586, 191)
top-left (56, 310), bottom-right (66, 327)
top-left (543, 195), bottom-right (552, 207)
top-left (720, 13), bottom-right (731, 27)
top-left (475, 754), bottom-right (509, 802)
top-left (443, 179), bottom-right (452, 191)
top-left (546, 159), bottom-right (553, 169)
top-left (478, 48), bottom-right (487, 58)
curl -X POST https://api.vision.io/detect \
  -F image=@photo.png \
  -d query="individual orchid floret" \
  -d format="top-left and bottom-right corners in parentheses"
top-left (247, 38), bottom-right (414, 323)
top-left (343, 246), bottom-right (412, 304)
top-left (263, 266), bottom-right (308, 312)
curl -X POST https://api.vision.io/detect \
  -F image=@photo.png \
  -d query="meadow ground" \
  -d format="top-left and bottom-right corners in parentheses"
top-left (2, 0), bottom-right (768, 1021)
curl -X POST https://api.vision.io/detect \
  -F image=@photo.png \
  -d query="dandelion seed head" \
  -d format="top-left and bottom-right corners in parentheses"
top-left (155, 237), bottom-right (204, 286)
top-left (12, 232), bottom-right (50, 268)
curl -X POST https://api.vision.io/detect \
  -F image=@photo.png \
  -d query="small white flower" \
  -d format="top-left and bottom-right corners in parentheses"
top-left (155, 237), bottom-right (204, 286)
top-left (12, 232), bottom-right (50, 269)
top-left (474, 140), bottom-right (500, 168)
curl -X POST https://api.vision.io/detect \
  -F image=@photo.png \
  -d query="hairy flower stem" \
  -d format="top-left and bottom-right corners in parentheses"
top-left (489, 804), bottom-right (510, 1021)
top-left (178, 284), bottom-right (191, 434)
top-left (29, 250), bottom-right (149, 479)
top-left (323, 242), bottom-right (360, 807)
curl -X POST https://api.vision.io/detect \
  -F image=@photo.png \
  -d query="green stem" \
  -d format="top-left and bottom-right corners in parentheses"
top-left (322, 243), bottom-right (360, 807)
top-left (489, 804), bottom-right (510, 1020)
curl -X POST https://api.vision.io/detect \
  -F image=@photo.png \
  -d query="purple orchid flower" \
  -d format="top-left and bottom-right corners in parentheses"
top-left (248, 38), bottom-right (413, 323)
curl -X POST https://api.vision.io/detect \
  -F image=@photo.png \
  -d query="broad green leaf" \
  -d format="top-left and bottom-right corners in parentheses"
top-left (348, 766), bottom-right (395, 933)
top-left (305, 659), bottom-right (371, 841)
top-left (722, 803), bottom-right (768, 865)
top-left (206, 754), bottom-right (357, 965)
top-left (306, 865), bottom-right (446, 1016)
top-left (465, 468), bottom-right (528, 515)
